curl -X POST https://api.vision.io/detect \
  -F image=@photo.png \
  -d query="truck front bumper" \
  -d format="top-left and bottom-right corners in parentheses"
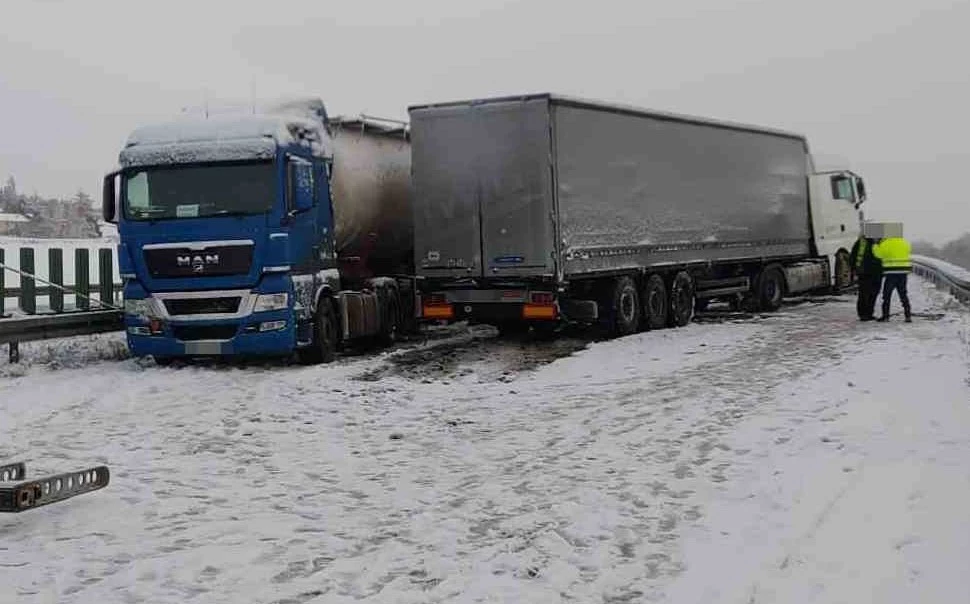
top-left (125, 311), bottom-right (297, 358)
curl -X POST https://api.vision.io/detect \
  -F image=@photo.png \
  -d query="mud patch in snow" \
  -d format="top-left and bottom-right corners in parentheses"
top-left (353, 325), bottom-right (593, 383)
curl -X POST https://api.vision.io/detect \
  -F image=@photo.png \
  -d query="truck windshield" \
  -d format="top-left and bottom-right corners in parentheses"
top-left (123, 162), bottom-right (276, 221)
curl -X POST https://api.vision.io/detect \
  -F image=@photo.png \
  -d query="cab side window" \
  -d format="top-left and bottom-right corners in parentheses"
top-left (831, 175), bottom-right (855, 202)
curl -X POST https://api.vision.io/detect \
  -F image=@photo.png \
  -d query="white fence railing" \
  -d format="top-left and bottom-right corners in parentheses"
top-left (911, 254), bottom-right (970, 305)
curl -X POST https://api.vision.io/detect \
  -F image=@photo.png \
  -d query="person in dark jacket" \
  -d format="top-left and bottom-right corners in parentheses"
top-left (848, 235), bottom-right (882, 321)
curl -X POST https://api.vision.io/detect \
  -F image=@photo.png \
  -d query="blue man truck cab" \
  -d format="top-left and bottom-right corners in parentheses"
top-left (102, 99), bottom-right (415, 363)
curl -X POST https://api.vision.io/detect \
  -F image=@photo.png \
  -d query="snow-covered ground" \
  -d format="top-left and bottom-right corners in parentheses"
top-left (0, 279), bottom-right (967, 603)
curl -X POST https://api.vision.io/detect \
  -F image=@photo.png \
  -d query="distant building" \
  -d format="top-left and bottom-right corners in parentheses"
top-left (0, 212), bottom-right (29, 236)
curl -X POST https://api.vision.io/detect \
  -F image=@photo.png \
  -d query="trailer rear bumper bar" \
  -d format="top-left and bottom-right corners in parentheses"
top-left (1, 462), bottom-right (110, 513)
top-left (421, 288), bottom-right (559, 323)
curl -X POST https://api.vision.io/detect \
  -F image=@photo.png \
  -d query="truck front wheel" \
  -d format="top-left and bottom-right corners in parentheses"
top-left (668, 271), bottom-right (695, 327)
top-left (610, 276), bottom-right (641, 337)
top-left (298, 298), bottom-right (338, 365)
top-left (834, 250), bottom-right (852, 291)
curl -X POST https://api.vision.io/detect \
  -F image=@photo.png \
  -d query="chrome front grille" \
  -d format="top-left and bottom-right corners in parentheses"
top-left (163, 297), bottom-right (242, 316)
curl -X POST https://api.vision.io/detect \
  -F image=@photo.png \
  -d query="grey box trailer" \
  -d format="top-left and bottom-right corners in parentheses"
top-left (410, 93), bottom-right (867, 335)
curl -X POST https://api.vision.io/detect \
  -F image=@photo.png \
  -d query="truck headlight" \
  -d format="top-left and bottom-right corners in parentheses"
top-left (124, 299), bottom-right (155, 317)
top-left (254, 293), bottom-right (289, 313)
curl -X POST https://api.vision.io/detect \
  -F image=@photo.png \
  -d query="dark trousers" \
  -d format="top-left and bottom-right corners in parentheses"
top-left (881, 273), bottom-right (911, 319)
top-left (856, 274), bottom-right (882, 319)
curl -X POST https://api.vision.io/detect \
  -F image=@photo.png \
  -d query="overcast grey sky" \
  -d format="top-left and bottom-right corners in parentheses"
top-left (2, 0), bottom-right (968, 242)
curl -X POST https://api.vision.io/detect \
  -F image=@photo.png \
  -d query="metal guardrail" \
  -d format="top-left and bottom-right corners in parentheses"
top-left (0, 310), bottom-right (124, 347)
top-left (911, 254), bottom-right (970, 305)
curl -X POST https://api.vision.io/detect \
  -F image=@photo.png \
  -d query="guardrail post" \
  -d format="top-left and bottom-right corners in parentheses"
top-left (19, 248), bottom-right (35, 315)
top-left (0, 248), bottom-right (5, 317)
top-left (75, 249), bottom-right (90, 311)
top-left (99, 249), bottom-right (113, 308)
top-left (49, 248), bottom-right (64, 313)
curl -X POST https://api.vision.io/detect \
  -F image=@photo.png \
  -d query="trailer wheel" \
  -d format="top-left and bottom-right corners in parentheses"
top-left (610, 276), bottom-right (640, 337)
top-left (755, 266), bottom-right (785, 312)
top-left (668, 271), bottom-right (695, 327)
top-left (641, 273), bottom-right (668, 330)
top-left (298, 297), bottom-right (338, 364)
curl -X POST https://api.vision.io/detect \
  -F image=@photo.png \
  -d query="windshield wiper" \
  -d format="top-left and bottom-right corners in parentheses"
top-left (211, 210), bottom-right (259, 218)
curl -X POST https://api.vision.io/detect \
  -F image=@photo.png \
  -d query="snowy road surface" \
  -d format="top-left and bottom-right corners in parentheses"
top-left (1, 279), bottom-right (968, 603)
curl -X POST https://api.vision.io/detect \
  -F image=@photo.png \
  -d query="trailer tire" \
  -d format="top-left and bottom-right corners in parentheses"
top-left (641, 273), bottom-right (668, 330)
top-left (610, 276), bottom-right (640, 337)
top-left (755, 266), bottom-right (785, 312)
top-left (298, 297), bottom-right (338, 364)
top-left (668, 271), bottom-right (695, 327)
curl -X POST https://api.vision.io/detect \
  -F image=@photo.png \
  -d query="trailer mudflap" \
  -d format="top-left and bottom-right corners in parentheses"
top-left (1, 462), bottom-right (110, 513)
top-left (560, 298), bottom-right (599, 321)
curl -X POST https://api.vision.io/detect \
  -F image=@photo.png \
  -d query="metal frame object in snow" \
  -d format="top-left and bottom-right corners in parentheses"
top-left (0, 461), bottom-right (110, 513)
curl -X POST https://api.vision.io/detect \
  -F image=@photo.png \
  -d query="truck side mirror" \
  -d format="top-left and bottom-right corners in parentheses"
top-left (286, 158), bottom-right (315, 214)
top-left (102, 171), bottom-right (120, 224)
top-left (856, 178), bottom-right (867, 202)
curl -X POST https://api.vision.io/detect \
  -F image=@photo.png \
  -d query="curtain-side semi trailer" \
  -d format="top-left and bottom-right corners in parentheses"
top-left (410, 93), bottom-right (867, 336)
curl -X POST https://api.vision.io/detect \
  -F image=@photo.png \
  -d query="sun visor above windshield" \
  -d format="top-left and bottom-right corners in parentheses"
top-left (118, 138), bottom-right (277, 168)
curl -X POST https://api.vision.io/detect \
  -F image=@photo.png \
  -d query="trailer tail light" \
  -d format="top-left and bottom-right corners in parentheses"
top-left (423, 305), bottom-right (455, 320)
top-left (422, 294), bottom-right (454, 320)
top-left (522, 304), bottom-right (556, 320)
top-left (523, 292), bottom-right (557, 320)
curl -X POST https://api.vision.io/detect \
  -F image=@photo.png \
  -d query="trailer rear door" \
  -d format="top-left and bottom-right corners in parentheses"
top-left (411, 98), bottom-right (555, 280)
top-left (477, 99), bottom-right (555, 278)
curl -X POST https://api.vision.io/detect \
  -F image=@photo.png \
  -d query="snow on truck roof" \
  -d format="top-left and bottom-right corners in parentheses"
top-left (119, 98), bottom-right (409, 168)
top-left (408, 92), bottom-right (808, 142)
top-left (119, 98), bottom-right (335, 168)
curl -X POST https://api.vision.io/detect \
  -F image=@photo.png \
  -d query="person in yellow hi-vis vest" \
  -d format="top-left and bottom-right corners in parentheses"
top-left (873, 235), bottom-right (912, 322)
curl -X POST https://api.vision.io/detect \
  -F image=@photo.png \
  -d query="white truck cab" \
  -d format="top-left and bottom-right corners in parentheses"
top-left (808, 163), bottom-right (868, 288)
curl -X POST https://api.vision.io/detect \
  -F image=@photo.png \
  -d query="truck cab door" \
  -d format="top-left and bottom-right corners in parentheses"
top-left (317, 160), bottom-right (336, 267)
top-left (285, 155), bottom-right (320, 273)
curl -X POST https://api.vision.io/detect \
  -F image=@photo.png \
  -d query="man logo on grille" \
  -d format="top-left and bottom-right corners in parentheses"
top-left (176, 253), bottom-right (220, 273)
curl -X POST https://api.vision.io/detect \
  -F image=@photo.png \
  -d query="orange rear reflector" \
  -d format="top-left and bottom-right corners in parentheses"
top-left (522, 304), bottom-right (557, 320)
top-left (423, 304), bottom-right (454, 319)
